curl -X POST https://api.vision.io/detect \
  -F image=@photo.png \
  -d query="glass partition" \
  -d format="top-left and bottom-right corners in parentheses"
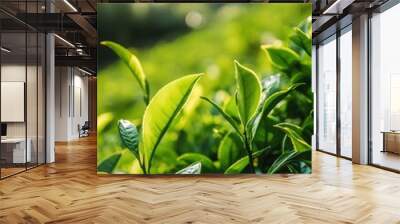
top-left (27, 0), bottom-right (40, 170)
top-left (1, 30), bottom-right (28, 177)
top-left (38, 32), bottom-right (45, 165)
top-left (317, 35), bottom-right (337, 154)
top-left (0, 2), bottom-right (46, 179)
top-left (371, 4), bottom-right (400, 171)
top-left (27, 30), bottom-right (38, 169)
top-left (339, 27), bottom-right (352, 158)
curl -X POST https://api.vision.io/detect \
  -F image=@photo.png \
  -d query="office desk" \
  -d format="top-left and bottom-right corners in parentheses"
top-left (382, 131), bottom-right (400, 154)
top-left (1, 138), bottom-right (31, 163)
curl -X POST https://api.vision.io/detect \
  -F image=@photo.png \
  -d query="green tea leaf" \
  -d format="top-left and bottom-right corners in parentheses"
top-left (267, 149), bottom-right (311, 174)
top-left (178, 153), bottom-right (216, 173)
top-left (302, 110), bottom-right (314, 141)
top-left (223, 95), bottom-right (241, 123)
top-left (218, 132), bottom-right (243, 171)
top-left (176, 162), bottom-right (201, 174)
top-left (268, 151), bottom-right (297, 174)
top-left (224, 147), bottom-right (268, 174)
top-left (252, 115), bottom-right (282, 149)
top-left (100, 41), bottom-right (150, 104)
top-left (278, 122), bottom-right (303, 136)
top-left (290, 28), bottom-right (311, 56)
top-left (201, 96), bottom-right (242, 135)
top-left (274, 123), bottom-right (310, 152)
top-left (262, 45), bottom-right (300, 70)
top-left (290, 72), bottom-right (309, 84)
top-left (97, 153), bottom-right (122, 173)
top-left (142, 74), bottom-right (202, 173)
top-left (297, 16), bottom-right (312, 36)
top-left (234, 61), bottom-right (262, 127)
top-left (299, 160), bottom-right (312, 173)
top-left (118, 119), bottom-right (139, 158)
top-left (263, 83), bottom-right (303, 117)
top-left (97, 113), bottom-right (113, 134)
top-left (262, 74), bottom-right (284, 98)
top-left (252, 83), bottom-right (303, 140)
top-left (286, 164), bottom-right (297, 173)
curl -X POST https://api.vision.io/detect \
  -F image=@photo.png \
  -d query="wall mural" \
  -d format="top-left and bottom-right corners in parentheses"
top-left (97, 3), bottom-right (312, 175)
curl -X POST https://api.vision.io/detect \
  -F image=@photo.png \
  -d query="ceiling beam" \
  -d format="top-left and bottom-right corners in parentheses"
top-left (67, 13), bottom-right (97, 46)
top-left (322, 0), bottom-right (356, 14)
top-left (55, 55), bottom-right (96, 71)
top-left (312, 15), bottom-right (335, 33)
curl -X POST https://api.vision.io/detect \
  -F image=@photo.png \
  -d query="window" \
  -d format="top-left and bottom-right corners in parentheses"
top-left (317, 36), bottom-right (337, 154)
top-left (339, 27), bottom-right (352, 158)
top-left (370, 3), bottom-right (400, 171)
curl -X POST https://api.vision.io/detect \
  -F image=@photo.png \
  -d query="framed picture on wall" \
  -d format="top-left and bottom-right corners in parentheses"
top-left (97, 3), bottom-right (313, 175)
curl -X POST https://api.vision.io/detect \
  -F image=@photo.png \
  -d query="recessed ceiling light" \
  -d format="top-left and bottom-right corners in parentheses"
top-left (78, 67), bottom-right (93, 76)
top-left (63, 0), bottom-right (78, 12)
top-left (1, 47), bottom-right (11, 53)
top-left (54, 34), bottom-right (75, 48)
top-left (322, 0), bottom-right (353, 15)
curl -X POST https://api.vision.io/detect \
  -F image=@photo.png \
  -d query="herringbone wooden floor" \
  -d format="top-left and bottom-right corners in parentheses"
top-left (1, 136), bottom-right (400, 224)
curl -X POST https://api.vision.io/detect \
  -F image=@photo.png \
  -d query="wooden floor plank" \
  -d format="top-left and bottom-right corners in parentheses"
top-left (0, 135), bottom-right (400, 223)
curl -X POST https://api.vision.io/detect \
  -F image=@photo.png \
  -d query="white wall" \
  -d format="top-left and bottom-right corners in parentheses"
top-left (1, 65), bottom-right (34, 138)
top-left (55, 66), bottom-right (69, 141)
top-left (55, 67), bottom-right (89, 141)
top-left (72, 72), bottom-right (89, 138)
top-left (1, 64), bottom-right (25, 81)
top-left (1, 65), bottom-right (26, 141)
top-left (1, 63), bottom-right (46, 164)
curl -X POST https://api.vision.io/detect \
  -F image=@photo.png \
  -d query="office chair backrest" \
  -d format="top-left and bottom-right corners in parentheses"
top-left (82, 121), bottom-right (90, 129)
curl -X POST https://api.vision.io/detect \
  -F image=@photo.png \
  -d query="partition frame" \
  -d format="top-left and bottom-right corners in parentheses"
top-left (367, 0), bottom-right (400, 173)
top-left (315, 23), bottom-right (353, 161)
top-left (315, 0), bottom-right (400, 173)
top-left (0, 0), bottom-right (47, 180)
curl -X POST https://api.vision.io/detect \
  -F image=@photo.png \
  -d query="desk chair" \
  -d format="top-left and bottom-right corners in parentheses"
top-left (79, 121), bottom-right (90, 138)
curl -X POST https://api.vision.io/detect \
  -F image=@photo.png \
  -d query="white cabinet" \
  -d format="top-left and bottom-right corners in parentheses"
top-left (1, 138), bottom-right (32, 163)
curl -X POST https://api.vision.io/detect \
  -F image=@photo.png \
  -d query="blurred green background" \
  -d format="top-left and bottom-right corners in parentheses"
top-left (98, 3), bottom-right (310, 174)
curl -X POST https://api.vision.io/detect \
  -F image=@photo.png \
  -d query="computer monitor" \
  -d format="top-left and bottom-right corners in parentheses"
top-left (1, 123), bottom-right (7, 137)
